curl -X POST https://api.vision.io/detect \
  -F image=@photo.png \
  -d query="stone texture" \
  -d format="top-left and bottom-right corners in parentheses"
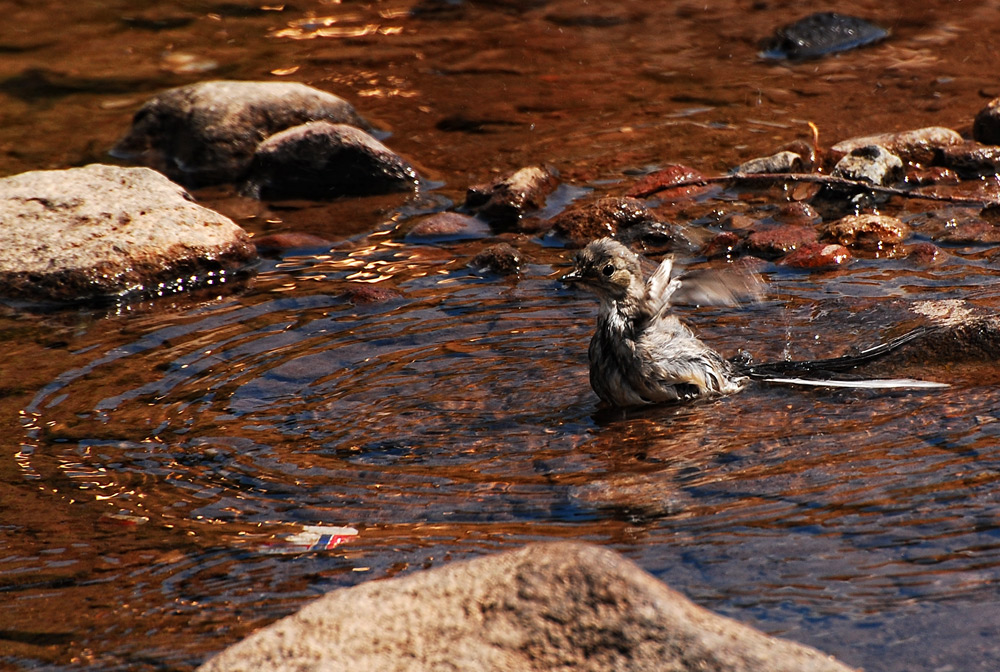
top-left (549, 196), bottom-right (656, 247)
top-left (935, 141), bottom-right (1000, 178)
top-left (779, 242), bottom-right (852, 269)
top-left (731, 150), bottom-right (804, 175)
top-left (744, 225), bottom-right (818, 259)
top-left (0, 164), bottom-right (256, 303)
top-left (243, 121), bottom-right (418, 200)
top-left (465, 166), bottom-right (559, 228)
top-left (111, 80), bottom-right (370, 186)
top-left (830, 126), bottom-right (962, 166)
top-left (821, 214), bottom-right (910, 251)
top-left (470, 242), bottom-right (523, 275)
top-left (405, 212), bottom-right (491, 243)
top-left (831, 144), bottom-right (904, 186)
top-left (625, 164), bottom-right (707, 199)
top-left (197, 542), bottom-right (857, 672)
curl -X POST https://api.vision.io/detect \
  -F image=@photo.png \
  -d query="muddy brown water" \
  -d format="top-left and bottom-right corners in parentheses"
top-left (5, 1), bottom-right (1000, 670)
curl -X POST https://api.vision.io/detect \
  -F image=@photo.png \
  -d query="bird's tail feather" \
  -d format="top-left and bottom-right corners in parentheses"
top-left (735, 325), bottom-right (947, 389)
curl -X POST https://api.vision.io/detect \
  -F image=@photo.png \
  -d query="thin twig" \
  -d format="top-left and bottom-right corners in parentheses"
top-left (637, 171), bottom-right (999, 208)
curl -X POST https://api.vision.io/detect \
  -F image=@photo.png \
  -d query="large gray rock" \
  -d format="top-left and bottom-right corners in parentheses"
top-left (111, 80), bottom-right (370, 186)
top-left (0, 164), bottom-right (257, 303)
top-left (243, 121), bottom-right (418, 200)
top-left (197, 542), bottom-right (857, 672)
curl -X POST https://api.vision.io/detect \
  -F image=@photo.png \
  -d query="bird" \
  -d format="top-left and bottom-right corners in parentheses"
top-left (559, 237), bottom-right (947, 408)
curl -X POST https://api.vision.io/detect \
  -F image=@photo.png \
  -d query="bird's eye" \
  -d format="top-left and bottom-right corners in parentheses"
top-left (601, 263), bottom-right (615, 277)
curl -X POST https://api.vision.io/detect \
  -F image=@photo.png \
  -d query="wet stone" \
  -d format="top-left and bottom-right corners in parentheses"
top-left (830, 126), bottom-right (962, 166)
top-left (973, 97), bottom-right (1000, 145)
top-left (703, 231), bottom-right (742, 259)
top-left (744, 225), bottom-right (818, 259)
top-left (759, 12), bottom-right (888, 61)
top-left (624, 164), bottom-right (707, 199)
top-left (0, 164), bottom-right (257, 303)
top-left (470, 243), bottom-right (523, 275)
top-left (111, 80), bottom-right (370, 186)
top-left (243, 122), bottom-right (418, 201)
top-left (465, 166), bottom-right (559, 228)
top-left (822, 214), bottom-right (911, 251)
top-left (731, 150), bottom-right (803, 175)
top-left (907, 242), bottom-right (946, 265)
top-left (831, 145), bottom-right (904, 186)
top-left (253, 232), bottom-right (332, 255)
top-left (405, 212), bottom-right (491, 244)
top-left (779, 242), bottom-right (852, 269)
top-left (905, 166), bottom-right (960, 186)
top-left (197, 542), bottom-right (857, 672)
top-left (548, 196), bottom-right (656, 247)
top-left (933, 217), bottom-right (1000, 244)
top-left (342, 284), bottom-right (403, 305)
top-left (775, 201), bottom-right (821, 225)
top-left (936, 141), bottom-right (1000, 178)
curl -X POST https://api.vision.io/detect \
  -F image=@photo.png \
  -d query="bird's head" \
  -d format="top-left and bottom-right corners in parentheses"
top-left (560, 238), bottom-right (645, 301)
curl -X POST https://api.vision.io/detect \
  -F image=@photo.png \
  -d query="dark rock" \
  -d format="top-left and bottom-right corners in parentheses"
top-left (904, 166), bottom-right (960, 186)
top-left (760, 12), bottom-right (888, 61)
top-left (906, 242), bottom-right (945, 265)
top-left (936, 141), bottom-right (1000, 178)
top-left (405, 212), bottom-right (490, 243)
top-left (821, 214), bottom-right (910, 251)
top-left (0, 164), bottom-right (256, 303)
top-left (253, 232), bottom-right (331, 254)
top-left (549, 196), bottom-right (656, 246)
top-left (111, 80), bottom-right (370, 186)
top-left (884, 301), bottom-right (1000, 367)
top-left (465, 166), bottom-right (559, 228)
top-left (973, 97), bottom-right (1000, 145)
top-left (244, 122), bottom-right (418, 200)
top-left (830, 127), bottom-right (962, 166)
top-left (744, 225), bottom-right (818, 259)
top-left (196, 542), bottom-right (858, 672)
top-left (471, 243), bottom-right (523, 275)
top-left (831, 145), bottom-right (904, 186)
top-left (625, 164), bottom-right (706, 199)
top-left (703, 231), bottom-right (742, 259)
top-left (731, 150), bottom-right (803, 175)
top-left (779, 242), bottom-right (852, 269)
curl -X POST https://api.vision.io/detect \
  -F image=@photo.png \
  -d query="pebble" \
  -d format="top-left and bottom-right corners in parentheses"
top-left (830, 126), bottom-right (963, 166)
top-left (624, 164), bottom-right (707, 199)
top-left (744, 225), bottom-right (818, 259)
top-left (470, 243), bottom-right (523, 275)
top-left (822, 214), bottom-right (911, 251)
top-left (831, 145), bottom-right (904, 186)
top-left (759, 12), bottom-right (888, 61)
top-left (549, 196), bottom-right (656, 247)
top-left (731, 150), bottom-right (804, 175)
top-left (464, 166), bottom-right (559, 228)
top-left (779, 242), bottom-right (852, 269)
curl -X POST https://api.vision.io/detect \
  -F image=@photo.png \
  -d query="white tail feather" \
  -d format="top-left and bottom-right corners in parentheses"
top-left (759, 376), bottom-right (949, 390)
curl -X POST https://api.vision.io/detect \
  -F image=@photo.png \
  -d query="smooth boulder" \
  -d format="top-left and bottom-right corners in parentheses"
top-left (111, 80), bottom-right (370, 186)
top-left (197, 542), bottom-right (857, 672)
top-left (243, 121), bottom-right (418, 200)
top-left (0, 164), bottom-right (256, 302)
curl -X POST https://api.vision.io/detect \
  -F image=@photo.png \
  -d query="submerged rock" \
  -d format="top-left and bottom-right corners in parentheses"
top-left (831, 145), bottom-right (904, 186)
top-left (0, 164), bottom-right (256, 303)
top-left (405, 212), bottom-right (491, 243)
top-left (471, 242), bottom-right (523, 275)
top-left (465, 165), bottom-right (559, 228)
top-left (243, 122), bottom-right (418, 200)
top-left (973, 97), bottom-right (1000, 145)
top-left (625, 164), bottom-right (707, 199)
top-left (111, 80), bottom-right (370, 186)
top-left (549, 196), bottom-right (656, 247)
top-left (744, 225), bottom-right (818, 259)
top-left (936, 141), bottom-right (1000, 178)
top-left (821, 214), bottom-right (910, 252)
top-left (196, 542), bottom-right (857, 672)
top-left (760, 12), bottom-right (888, 61)
top-left (779, 242), bottom-right (852, 269)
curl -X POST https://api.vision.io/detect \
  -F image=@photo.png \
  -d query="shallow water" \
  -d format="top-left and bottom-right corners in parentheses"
top-left (6, 1), bottom-right (1000, 670)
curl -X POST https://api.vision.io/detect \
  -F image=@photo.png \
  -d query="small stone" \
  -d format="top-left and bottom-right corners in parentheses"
top-left (830, 126), bottom-right (962, 166)
top-left (549, 196), bottom-right (655, 247)
top-left (465, 166), bottom-right (559, 228)
top-left (933, 217), bottom-right (1000, 244)
top-left (405, 212), bottom-right (490, 243)
top-left (470, 243), bottom-right (523, 275)
top-left (0, 164), bottom-right (256, 303)
top-left (904, 166), bottom-right (960, 186)
top-left (775, 201), bottom-right (820, 225)
top-left (111, 80), bottom-right (370, 186)
top-left (624, 164), bottom-right (707, 199)
top-left (731, 150), bottom-right (803, 175)
top-left (244, 122), bottom-right (418, 200)
top-left (744, 225), bottom-right (818, 259)
top-left (760, 12), bottom-right (888, 60)
top-left (703, 231), bottom-right (742, 259)
top-left (779, 242), bottom-right (852, 269)
top-left (831, 145), bottom-right (904, 186)
top-left (973, 97), bottom-right (1000, 145)
top-left (822, 214), bottom-right (910, 251)
top-left (906, 242), bottom-right (945, 265)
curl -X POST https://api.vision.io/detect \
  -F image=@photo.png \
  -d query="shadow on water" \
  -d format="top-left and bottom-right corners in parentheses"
top-left (7, 0), bottom-right (1000, 670)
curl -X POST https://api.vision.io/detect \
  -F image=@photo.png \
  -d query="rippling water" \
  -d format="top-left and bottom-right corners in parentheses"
top-left (7, 0), bottom-right (1000, 670)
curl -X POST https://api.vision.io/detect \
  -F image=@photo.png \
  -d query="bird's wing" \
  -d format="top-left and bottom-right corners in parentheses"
top-left (643, 257), bottom-right (683, 320)
top-left (671, 267), bottom-right (765, 308)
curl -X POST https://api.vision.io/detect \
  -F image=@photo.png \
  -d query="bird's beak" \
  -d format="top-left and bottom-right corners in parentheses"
top-left (559, 268), bottom-right (582, 284)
